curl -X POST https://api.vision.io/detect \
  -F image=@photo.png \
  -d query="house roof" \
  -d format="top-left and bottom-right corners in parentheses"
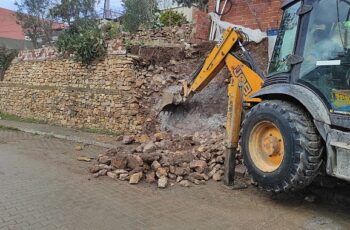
top-left (0, 7), bottom-right (67, 41)
top-left (0, 7), bottom-right (25, 40)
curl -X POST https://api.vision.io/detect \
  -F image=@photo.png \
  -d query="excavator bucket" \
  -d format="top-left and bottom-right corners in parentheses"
top-left (159, 92), bottom-right (185, 113)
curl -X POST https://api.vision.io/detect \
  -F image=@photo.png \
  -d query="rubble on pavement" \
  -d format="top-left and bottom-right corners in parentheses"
top-left (86, 25), bottom-right (267, 189)
top-left (89, 130), bottom-right (246, 188)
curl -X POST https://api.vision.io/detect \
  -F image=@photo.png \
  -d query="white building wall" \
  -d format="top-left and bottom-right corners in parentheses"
top-left (157, 0), bottom-right (194, 22)
top-left (157, 0), bottom-right (179, 10)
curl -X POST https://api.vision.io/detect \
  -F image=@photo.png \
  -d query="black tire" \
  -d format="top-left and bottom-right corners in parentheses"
top-left (240, 100), bottom-right (324, 192)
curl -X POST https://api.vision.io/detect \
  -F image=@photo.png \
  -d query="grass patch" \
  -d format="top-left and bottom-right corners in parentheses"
top-left (0, 111), bottom-right (47, 124)
top-left (0, 125), bottom-right (20, 131)
top-left (80, 127), bottom-right (123, 137)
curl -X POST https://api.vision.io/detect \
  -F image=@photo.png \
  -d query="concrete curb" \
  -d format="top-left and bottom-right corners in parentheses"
top-left (0, 124), bottom-right (119, 149)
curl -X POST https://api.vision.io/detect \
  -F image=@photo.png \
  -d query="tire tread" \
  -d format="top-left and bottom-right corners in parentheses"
top-left (240, 100), bottom-right (323, 192)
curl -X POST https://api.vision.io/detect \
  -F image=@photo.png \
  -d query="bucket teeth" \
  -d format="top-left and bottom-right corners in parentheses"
top-left (159, 92), bottom-right (184, 113)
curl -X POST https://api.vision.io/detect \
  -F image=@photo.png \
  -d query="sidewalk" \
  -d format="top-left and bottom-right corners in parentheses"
top-left (0, 119), bottom-right (122, 149)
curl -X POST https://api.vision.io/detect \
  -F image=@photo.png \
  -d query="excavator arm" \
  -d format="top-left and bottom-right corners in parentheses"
top-left (162, 27), bottom-right (265, 186)
top-left (181, 27), bottom-right (264, 102)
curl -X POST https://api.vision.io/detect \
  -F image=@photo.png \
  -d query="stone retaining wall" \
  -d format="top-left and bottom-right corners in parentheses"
top-left (0, 56), bottom-right (146, 134)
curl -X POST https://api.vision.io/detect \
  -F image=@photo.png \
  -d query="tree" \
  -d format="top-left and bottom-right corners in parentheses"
top-left (121, 0), bottom-right (158, 32)
top-left (174, 0), bottom-right (208, 10)
top-left (50, 0), bottom-right (98, 25)
top-left (0, 47), bottom-right (17, 80)
top-left (15, 0), bottom-right (53, 48)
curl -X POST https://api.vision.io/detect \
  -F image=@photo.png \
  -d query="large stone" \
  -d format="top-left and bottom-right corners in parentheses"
top-left (189, 160), bottom-right (207, 173)
top-left (153, 132), bottom-right (168, 142)
top-left (159, 155), bottom-right (174, 167)
top-left (172, 151), bottom-right (194, 164)
top-left (129, 172), bottom-right (143, 184)
top-left (89, 165), bottom-right (102, 173)
top-left (176, 176), bottom-right (183, 183)
top-left (114, 169), bottom-right (128, 175)
top-left (179, 180), bottom-right (191, 187)
top-left (136, 134), bottom-right (151, 143)
top-left (94, 169), bottom-right (107, 178)
top-left (189, 172), bottom-right (209, 181)
top-left (158, 176), bottom-right (168, 189)
top-left (119, 173), bottom-right (129, 181)
top-left (107, 172), bottom-right (117, 179)
top-left (235, 164), bottom-right (247, 177)
top-left (168, 173), bottom-right (176, 180)
top-left (122, 135), bottom-right (135, 145)
top-left (156, 167), bottom-right (168, 178)
top-left (140, 152), bottom-right (160, 164)
top-left (208, 168), bottom-right (218, 178)
top-left (212, 171), bottom-right (222, 181)
top-left (146, 171), bottom-right (156, 183)
top-left (127, 154), bottom-right (143, 169)
top-left (151, 160), bottom-right (161, 170)
top-left (174, 166), bottom-right (189, 176)
top-left (98, 155), bottom-right (111, 165)
top-left (111, 154), bottom-right (128, 169)
top-left (143, 142), bottom-right (157, 153)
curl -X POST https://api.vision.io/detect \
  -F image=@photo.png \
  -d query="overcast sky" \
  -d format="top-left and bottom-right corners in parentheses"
top-left (0, 0), bottom-right (123, 12)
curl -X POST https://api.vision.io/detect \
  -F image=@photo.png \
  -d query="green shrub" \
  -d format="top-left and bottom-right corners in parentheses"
top-left (102, 21), bottom-right (121, 40)
top-left (160, 10), bottom-right (187, 27)
top-left (0, 47), bottom-right (17, 80)
top-left (56, 19), bottom-right (107, 64)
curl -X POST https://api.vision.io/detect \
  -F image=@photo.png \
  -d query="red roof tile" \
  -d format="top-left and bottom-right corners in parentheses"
top-left (0, 8), bottom-right (67, 41)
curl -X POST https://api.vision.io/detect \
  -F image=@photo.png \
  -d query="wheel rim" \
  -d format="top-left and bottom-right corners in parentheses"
top-left (248, 121), bottom-right (285, 172)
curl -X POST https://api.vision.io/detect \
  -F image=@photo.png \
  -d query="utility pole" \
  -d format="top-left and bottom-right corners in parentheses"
top-left (103, 0), bottom-right (112, 19)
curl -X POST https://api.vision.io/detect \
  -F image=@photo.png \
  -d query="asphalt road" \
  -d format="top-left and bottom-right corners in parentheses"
top-left (0, 129), bottom-right (349, 230)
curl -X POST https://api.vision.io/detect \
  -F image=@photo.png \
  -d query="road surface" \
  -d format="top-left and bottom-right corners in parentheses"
top-left (0, 129), bottom-right (349, 230)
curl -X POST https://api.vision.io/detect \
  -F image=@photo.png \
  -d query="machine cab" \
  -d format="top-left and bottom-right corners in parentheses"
top-left (268, 0), bottom-right (350, 123)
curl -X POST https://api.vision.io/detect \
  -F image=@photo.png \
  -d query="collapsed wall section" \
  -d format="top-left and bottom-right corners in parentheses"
top-left (0, 56), bottom-right (146, 134)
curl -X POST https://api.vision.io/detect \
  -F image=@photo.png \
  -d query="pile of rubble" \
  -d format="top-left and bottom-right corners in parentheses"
top-left (89, 130), bottom-right (245, 188)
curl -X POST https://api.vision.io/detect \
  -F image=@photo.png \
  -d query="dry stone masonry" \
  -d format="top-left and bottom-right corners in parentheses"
top-left (0, 56), bottom-right (145, 133)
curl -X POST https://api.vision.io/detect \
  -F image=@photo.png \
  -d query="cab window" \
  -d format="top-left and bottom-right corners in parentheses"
top-left (268, 2), bottom-right (301, 75)
top-left (299, 0), bottom-right (350, 113)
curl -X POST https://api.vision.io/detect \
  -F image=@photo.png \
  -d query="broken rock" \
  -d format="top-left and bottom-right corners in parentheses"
top-left (107, 172), bottom-right (117, 179)
top-left (111, 154), bottom-right (128, 169)
top-left (154, 132), bottom-right (168, 142)
top-left (114, 169), bottom-right (128, 175)
top-left (94, 169), bottom-right (107, 178)
top-left (143, 141), bottom-right (157, 153)
top-left (158, 176), bottom-right (168, 189)
top-left (89, 165), bottom-right (102, 173)
top-left (179, 180), bottom-right (191, 187)
top-left (189, 160), bottom-right (207, 173)
top-left (212, 171), bottom-right (222, 181)
top-left (98, 155), bottom-right (111, 165)
top-left (189, 172), bottom-right (209, 181)
top-left (119, 173), bottom-right (129, 181)
top-left (129, 172), bottom-right (143, 184)
top-left (146, 171), bottom-right (156, 183)
top-left (174, 166), bottom-right (189, 176)
top-left (127, 154), bottom-right (143, 169)
top-left (156, 167), bottom-right (168, 178)
top-left (176, 176), bottom-right (183, 183)
top-left (151, 160), bottom-right (161, 170)
top-left (122, 135), bottom-right (135, 145)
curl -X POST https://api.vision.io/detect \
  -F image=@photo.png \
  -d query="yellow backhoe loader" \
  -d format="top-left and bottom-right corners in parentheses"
top-left (161, 0), bottom-right (350, 192)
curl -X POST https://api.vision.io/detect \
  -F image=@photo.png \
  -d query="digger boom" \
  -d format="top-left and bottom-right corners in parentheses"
top-left (163, 27), bottom-right (264, 186)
